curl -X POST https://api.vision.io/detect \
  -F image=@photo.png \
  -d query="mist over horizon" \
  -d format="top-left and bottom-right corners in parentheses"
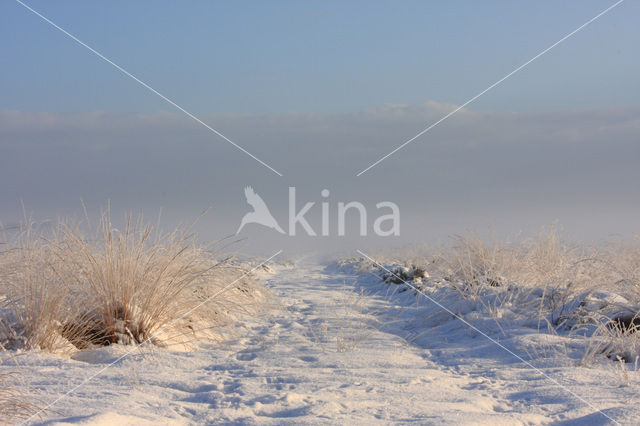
top-left (2, 0), bottom-right (639, 255)
top-left (2, 102), bottom-right (639, 255)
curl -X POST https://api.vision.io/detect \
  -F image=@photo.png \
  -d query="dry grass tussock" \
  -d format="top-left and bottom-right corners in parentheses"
top-left (353, 224), bottom-right (640, 367)
top-left (0, 212), bottom-right (272, 353)
top-left (379, 225), bottom-right (635, 306)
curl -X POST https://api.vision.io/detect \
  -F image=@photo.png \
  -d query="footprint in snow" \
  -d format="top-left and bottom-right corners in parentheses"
top-left (235, 351), bottom-right (258, 361)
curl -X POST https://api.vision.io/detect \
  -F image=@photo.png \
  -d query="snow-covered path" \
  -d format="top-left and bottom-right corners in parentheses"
top-left (7, 260), bottom-right (638, 424)
top-left (183, 262), bottom-right (546, 424)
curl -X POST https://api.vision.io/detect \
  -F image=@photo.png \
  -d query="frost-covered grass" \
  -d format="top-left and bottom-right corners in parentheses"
top-left (0, 212), bottom-right (272, 354)
top-left (340, 225), bottom-right (640, 369)
top-left (0, 369), bottom-right (42, 423)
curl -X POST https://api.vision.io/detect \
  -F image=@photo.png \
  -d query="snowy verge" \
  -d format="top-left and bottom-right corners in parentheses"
top-left (334, 254), bottom-right (640, 372)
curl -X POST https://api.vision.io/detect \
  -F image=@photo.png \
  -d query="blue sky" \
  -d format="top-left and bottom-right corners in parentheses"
top-left (1, 1), bottom-right (639, 253)
top-left (1, 0), bottom-right (638, 114)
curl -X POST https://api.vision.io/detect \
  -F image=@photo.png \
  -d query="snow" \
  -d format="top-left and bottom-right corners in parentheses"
top-left (3, 258), bottom-right (640, 424)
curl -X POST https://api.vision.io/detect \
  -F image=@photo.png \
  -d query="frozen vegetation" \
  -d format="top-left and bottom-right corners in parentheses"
top-left (1, 222), bottom-right (640, 424)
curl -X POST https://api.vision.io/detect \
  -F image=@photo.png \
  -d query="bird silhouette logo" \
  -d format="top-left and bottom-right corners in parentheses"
top-left (237, 186), bottom-right (285, 234)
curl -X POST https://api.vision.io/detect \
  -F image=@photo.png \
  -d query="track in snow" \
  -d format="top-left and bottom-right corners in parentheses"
top-left (9, 260), bottom-right (637, 424)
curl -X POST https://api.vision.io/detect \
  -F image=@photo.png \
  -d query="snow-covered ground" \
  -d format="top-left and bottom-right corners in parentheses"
top-left (3, 258), bottom-right (640, 425)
